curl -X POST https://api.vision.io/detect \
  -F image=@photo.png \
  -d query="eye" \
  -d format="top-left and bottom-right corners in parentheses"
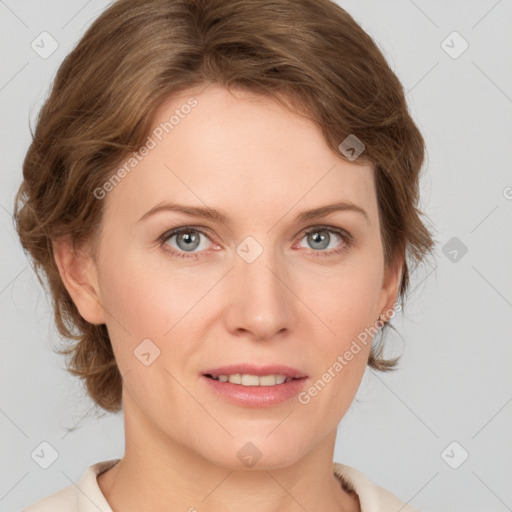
top-left (296, 226), bottom-right (351, 258)
top-left (158, 225), bottom-right (352, 260)
top-left (159, 227), bottom-right (215, 259)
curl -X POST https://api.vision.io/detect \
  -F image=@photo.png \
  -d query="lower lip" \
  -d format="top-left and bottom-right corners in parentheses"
top-left (202, 375), bottom-right (308, 407)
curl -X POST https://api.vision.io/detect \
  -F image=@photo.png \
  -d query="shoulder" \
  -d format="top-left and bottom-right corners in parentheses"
top-left (23, 485), bottom-right (77, 512)
top-left (22, 459), bottom-right (120, 512)
top-left (333, 462), bottom-right (421, 512)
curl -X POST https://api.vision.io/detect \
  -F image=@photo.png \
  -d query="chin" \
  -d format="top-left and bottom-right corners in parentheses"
top-left (194, 430), bottom-right (311, 471)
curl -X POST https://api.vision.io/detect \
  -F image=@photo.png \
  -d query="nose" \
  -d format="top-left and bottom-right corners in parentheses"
top-left (223, 243), bottom-right (292, 342)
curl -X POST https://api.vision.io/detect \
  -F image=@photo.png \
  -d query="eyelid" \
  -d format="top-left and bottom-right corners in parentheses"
top-left (299, 224), bottom-right (352, 242)
top-left (159, 224), bottom-right (216, 241)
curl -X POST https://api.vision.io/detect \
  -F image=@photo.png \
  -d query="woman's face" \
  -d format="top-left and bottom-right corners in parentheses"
top-left (83, 84), bottom-right (400, 469)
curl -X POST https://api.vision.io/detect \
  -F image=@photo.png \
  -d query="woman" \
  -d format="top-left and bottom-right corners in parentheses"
top-left (16, 0), bottom-right (435, 510)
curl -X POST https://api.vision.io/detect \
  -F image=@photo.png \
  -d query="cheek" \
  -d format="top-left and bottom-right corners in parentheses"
top-left (299, 255), bottom-right (384, 340)
top-left (293, 256), bottom-right (383, 408)
top-left (98, 239), bottom-right (178, 323)
top-left (96, 248), bottom-right (217, 364)
top-left (94, 252), bottom-right (208, 411)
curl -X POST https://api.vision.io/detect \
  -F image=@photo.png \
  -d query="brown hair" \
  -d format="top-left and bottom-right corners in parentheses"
top-left (14, 0), bottom-right (436, 413)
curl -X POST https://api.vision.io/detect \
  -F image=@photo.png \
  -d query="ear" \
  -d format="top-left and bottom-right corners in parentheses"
top-left (52, 236), bottom-right (106, 325)
top-left (377, 249), bottom-right (404, 322)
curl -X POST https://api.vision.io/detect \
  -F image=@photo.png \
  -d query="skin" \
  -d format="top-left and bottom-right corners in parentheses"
top-left (54, 84), bottom-right (403, 512)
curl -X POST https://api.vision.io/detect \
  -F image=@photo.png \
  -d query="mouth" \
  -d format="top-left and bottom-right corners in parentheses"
top-left (204, 373), bottom-right (300, 386)
top-left (202, 364), bottom-right (307, 385)
top-left (201, 365), bottom-right (308, 407)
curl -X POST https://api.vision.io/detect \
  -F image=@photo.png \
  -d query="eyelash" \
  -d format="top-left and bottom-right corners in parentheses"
top-left (158, 225), bottom-right (352, 260)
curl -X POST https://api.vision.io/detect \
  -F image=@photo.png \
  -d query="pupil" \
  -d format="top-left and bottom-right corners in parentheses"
top-left (178, 231), bottom-right (199, 251)
top-left (310, 231), bottom-right (329, 250)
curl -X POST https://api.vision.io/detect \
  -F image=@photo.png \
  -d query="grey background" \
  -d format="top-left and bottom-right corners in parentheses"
top-left (1, 1), bottom-right (511, 511)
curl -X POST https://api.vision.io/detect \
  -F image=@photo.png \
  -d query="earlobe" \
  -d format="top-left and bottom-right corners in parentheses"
top-left (52, 236), bottom-right (106, 325)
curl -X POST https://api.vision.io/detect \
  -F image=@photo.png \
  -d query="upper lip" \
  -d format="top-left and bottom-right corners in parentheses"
top-left (203, 364), bottom-right (308, 379)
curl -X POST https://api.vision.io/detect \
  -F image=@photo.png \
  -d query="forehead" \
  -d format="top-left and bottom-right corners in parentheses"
top-left (103, 84), bottom-right (377, 227)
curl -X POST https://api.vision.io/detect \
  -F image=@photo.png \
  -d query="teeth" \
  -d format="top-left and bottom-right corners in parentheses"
top-left (228, 374), bottom-right (242, 384)
top-left (259, 374), bottom-right (277, 386)
top-left (212, 374), bottom-right (294, 386)
top-left (241, 374), bottom-right (259, 386)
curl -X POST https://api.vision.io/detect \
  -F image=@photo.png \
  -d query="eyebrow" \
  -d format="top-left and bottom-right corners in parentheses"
top-left (137, 200), bottom-right (369, 225)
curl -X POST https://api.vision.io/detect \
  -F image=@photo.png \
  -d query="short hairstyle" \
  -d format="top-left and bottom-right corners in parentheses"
top-left (14, 0), bottom-right (436, 412)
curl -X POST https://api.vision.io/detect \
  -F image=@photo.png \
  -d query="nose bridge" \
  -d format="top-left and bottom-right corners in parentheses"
top-left (225, 235), bottom-right (291, 339)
